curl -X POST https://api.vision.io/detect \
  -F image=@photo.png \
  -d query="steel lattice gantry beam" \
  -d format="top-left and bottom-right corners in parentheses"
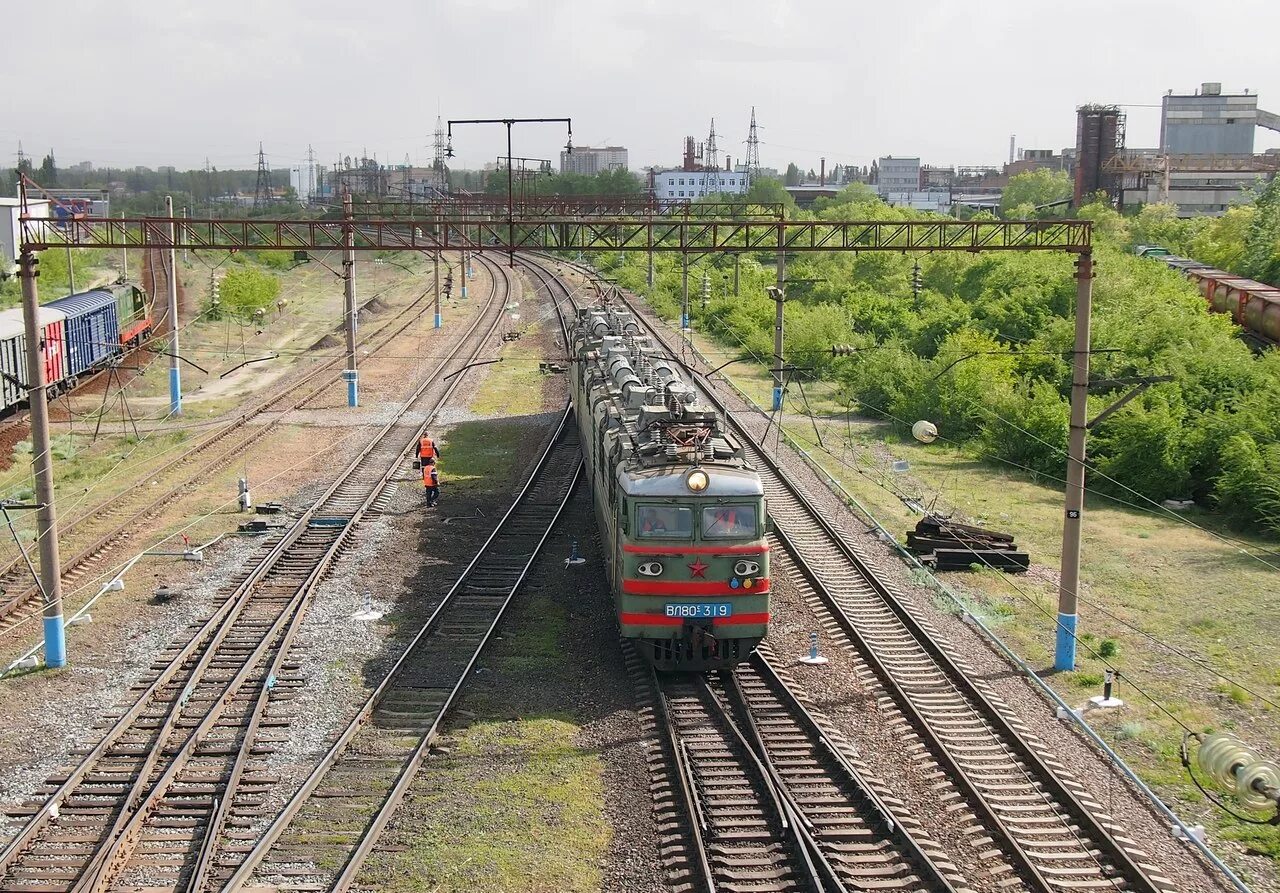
top-left (316, 196), bottom-right (788, 219)
top-left (22, 216), bottom-right (1091, 254)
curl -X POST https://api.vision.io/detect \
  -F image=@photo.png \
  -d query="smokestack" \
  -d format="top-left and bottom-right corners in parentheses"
top-left (820, 158), bottom-right (826, 186)
top-left (1009, 134), bottom-right (1016, 165)
top-left (725, 155), bottom-right (731, 171)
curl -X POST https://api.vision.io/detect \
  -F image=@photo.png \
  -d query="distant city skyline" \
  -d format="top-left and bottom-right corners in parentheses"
top-left (4, 0), bottom-right (1279, 176)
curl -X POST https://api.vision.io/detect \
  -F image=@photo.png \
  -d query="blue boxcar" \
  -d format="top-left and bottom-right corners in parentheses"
top-left (45, 289), bottom-right (122, 380)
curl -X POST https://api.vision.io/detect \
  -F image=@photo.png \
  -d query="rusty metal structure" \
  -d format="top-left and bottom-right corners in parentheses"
top-left (1074, 104), bottom-right (1125, 205)
top-left (314, 195), bottom-right (786, 219)
top-left (24, 215), bottom-right (1091, 254)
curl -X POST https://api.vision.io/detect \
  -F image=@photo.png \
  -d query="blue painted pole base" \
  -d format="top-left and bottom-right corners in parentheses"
top-left (343, 369), bottom-right (359, 407)
top-left (434, 313), bottom-right (442, 329)
top-left (772, 386), bottom-right (783, 411)
top-left (681, 313), bottom-right (689, 330)
top-left (168, 366), bottom-right (182, 416)
top-left (1054, 612), bottom-right (1078, 672)
top-left (44, 615), bottom-right (66, 668)
top-left (461, 285), bottom-right (468, 299)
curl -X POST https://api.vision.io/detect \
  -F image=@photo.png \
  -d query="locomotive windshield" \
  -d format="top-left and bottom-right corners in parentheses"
top-left (701, 504), bottom-right (758, 539)
top-left (636, 505), bottom-right (694, 538)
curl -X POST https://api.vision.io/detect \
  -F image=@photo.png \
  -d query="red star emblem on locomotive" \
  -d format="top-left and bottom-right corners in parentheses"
top-left (688, 559), bottom-right (708, 578)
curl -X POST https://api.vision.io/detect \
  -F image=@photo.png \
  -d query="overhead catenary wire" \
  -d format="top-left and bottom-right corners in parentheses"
top-left (656, 283), bottom-right (1280, 718)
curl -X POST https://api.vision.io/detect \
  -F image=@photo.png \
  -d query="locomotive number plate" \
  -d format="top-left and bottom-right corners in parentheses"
top-left (664, 602), bottom-right (733, 619)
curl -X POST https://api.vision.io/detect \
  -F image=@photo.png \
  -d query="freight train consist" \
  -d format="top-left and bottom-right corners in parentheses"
top-left (0, 283), bottom-right (151, 415)
top-left (1139, 247), bottom-right (1280, 346)
top-left (571, 303), bottom-right (769, 670)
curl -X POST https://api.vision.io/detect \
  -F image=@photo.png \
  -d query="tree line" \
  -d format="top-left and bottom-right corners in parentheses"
top-left (594, 175), bottom-right (1280, 536)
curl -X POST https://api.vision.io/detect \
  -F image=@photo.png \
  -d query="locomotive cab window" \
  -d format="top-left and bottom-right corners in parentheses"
top-left (636, 504), bottom-right (693, 538)
top-left (701, 504), bottom-right (758, 539)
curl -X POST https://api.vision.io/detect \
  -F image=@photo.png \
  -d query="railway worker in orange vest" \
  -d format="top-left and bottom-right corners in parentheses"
top-left (423, 457), bottom-right (440, 507)
top-left (416, 433), bottom-right (441, 464)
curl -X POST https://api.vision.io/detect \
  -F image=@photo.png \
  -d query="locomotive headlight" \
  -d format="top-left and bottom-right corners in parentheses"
top-left (637, 561), bottom-right (663, 577)
top-left (733, 560), bottom-right (760, 576)
top-left (685, 469), bottom-right (709, 492)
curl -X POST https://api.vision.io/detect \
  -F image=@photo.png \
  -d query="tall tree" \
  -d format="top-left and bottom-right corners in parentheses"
top-left (999, 169), bottom-right (1071, 216)
top-left (39, 151), bottom-right (57, 186)
top-left (784, 162), bottom-right (802, 187)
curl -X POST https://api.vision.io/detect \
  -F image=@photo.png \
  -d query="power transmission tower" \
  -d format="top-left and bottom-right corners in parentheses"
top-left (432, 116), bottom-right (448, 194)
top-left (744, 106), bottom-right (762, 186)
top-left (705, 118), bottom-right (719, 193)
top-left (253, 142), bottom-right (273, 210)
top-left (306, 144), bottom-right (316, 203)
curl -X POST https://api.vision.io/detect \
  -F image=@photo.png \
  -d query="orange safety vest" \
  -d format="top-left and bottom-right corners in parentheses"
top-left (418, 436), bottom-right (438, 460)
top-left (423, 464), bottom-right (439, 487)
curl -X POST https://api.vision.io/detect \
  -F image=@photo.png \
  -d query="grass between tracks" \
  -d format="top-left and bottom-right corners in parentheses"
top-left (362, 590), bottom-right (607, 893)
top-left (362, 337), bottom-right (606, 892)
top-left (674, 318), bottom-right (1280, 871)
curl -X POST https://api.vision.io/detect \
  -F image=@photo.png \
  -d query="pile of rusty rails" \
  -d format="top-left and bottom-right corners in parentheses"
top-left (906, 515), bottom-right (1030, 573)
top-left (528, 254), bottom-right (1175, 893)
top-left (0, 257), bottom-right (512, 893)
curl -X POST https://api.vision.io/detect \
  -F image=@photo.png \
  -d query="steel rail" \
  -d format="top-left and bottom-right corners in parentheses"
top-left (536, 254), bottom-right (1169, 893)
top-left (68, 256), bottom-right (514, 893)
top-left (0, 280), bottom-right (448, 638)
top-left (643, 645), bottom-right (716, 893)
top-left (219, 410), bottom-right (580, 892)
top-left (654, 671), bottom-right (821, 893)
top-left (740, 649), bottom-right (963, 892)
top-left (0, 257), bottom-right (507, 892)
top-left (624, 263), bottom-right (1163, 891)
top-left (192, 254), bottom-right (513, 893)
top-left (219, 256), bottom-right (567, 890)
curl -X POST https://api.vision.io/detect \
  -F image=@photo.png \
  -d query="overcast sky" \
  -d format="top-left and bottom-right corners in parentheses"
top-left (5, 0), bottom-right (1279, 174)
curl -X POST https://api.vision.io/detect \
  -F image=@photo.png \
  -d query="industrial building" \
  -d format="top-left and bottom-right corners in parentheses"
top-left (1095, 83), bottom-right (1280, 216)
top-left (651, 168), bottom-right (748, 200)
top-left (559, 146), bottom-right (628, 175)
top-left (1160, 83), bottom-right (1279, 155)
top-left (877, 156), bottom-right (921, 193)
top-left (1073, 105), bottom-right (1124, 206)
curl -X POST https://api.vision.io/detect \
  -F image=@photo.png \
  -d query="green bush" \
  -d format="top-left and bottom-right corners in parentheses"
top-left (214, 266), bottom-right (280, 320)
top-left (591, 187), bottom-right (1280, 536)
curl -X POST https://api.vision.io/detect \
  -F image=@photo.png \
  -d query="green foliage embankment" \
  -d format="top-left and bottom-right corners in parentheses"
top-left (595, 182), bottom-right (1280, 535)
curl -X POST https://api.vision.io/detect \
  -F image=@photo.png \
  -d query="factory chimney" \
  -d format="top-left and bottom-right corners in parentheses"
top-left (1009, 134), bottom-right (1016, 165)
top-left (820, 158), bottom-right (826, 186)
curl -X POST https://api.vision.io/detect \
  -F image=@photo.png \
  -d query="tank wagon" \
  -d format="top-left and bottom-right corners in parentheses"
top-left (1140, 249), bottom-right (1280, 346)
top-left (571, 302), bottom-right (770, 671)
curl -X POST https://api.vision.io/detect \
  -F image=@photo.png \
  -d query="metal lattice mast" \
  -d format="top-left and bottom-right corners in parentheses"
top-left (306, 144), bottom-right (316, 203)
top-left (253, 142), bottom-right (273, 210)
top-left (744, 107), bottom-right (761, 186)
top-left (432, 117), bottom-right (448, 194)
top-left (706, 118), bottom-right (719, 193)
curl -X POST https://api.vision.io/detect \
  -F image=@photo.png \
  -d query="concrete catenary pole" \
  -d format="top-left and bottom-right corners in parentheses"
top-left (460, 247), bottom-right (468, 301)
top-left (681, 251), bottom-right (689, 332)
top-left (18, 250), bottom-right (66, 668)
top-left (342, 191), bottom-right (358, 406)
top-left (646, 215), bottom-right (654, 288)
top-left (1055, 251), bottom-right (1093, 672)
top-left (164, 195), bottom-right (181, 415)
top-left (773, 224), bottom-right (787, 411)
top-left (433, 248), bottom-right (441, 331)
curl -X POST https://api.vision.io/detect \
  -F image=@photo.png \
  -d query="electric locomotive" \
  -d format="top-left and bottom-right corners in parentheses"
top-left (571, 303), bottom-right (769, 671)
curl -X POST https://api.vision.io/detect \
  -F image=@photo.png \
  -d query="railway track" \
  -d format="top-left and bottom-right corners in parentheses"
top-left (215, 411), bottom-right (581, 893)
top-left (0, 257), bottom-right (513, 893)
top-left (0, 265), bottom-right (458, 643)
top-left (530, 255), bottom-right (1175, 893)
top-left (646, 643), bottom-right (965, 893)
